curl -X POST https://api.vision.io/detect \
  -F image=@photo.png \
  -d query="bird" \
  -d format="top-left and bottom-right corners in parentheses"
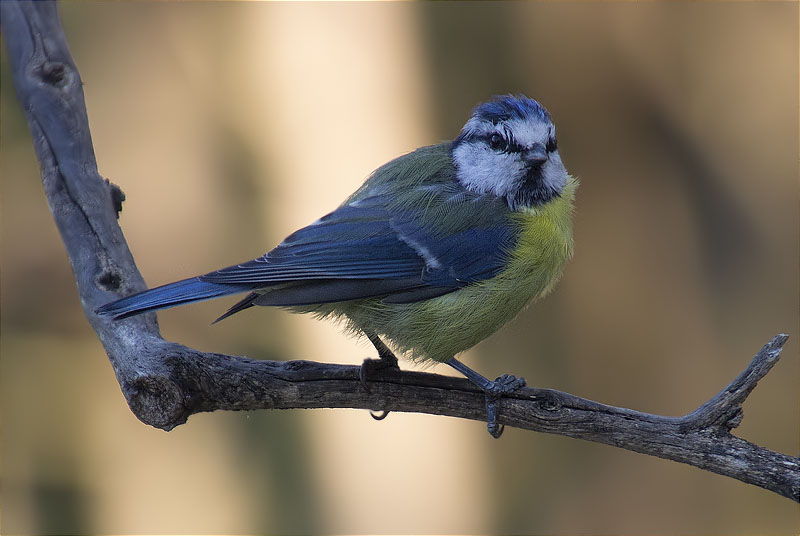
top-left (96, 94), bottom-right (578, 438)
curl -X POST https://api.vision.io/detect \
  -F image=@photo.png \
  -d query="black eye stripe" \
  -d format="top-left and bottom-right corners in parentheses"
top-left (482, 132), bottom-right (525, 153)
top-left (463, 131), bottom-right (552, 155)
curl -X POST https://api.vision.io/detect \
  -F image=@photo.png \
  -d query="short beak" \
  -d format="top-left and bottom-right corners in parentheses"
top-left (523, 143), bottom-right (548, 166)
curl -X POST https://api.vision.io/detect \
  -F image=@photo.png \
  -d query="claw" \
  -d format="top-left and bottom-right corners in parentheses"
top-left (359, 331), bottom-right (399, 422)
top-left (486, 373), bottom-right (526, 396)
top-left (488, 422), bottom-right (505, 439)
top-left (447, 358), bottom-right (526, 439)
top-left (486, 395), bottom-right (505, 438)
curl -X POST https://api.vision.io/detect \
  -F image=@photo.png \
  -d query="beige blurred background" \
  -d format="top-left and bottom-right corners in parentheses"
top-left (2, 2), bottom-right (798, 534)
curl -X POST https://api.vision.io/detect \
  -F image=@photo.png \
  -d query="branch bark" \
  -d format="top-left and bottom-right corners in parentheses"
top-left (3, 0), bottom-right (798, 502)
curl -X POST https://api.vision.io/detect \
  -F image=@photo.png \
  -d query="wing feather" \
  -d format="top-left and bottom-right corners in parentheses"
top-left (199, 188), bottom-right (516, 305)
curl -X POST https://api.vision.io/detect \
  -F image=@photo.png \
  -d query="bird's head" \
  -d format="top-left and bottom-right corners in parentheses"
top-left (452, 95), bottom-right (567, 210)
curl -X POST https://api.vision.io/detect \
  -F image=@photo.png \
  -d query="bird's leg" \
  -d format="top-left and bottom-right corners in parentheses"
top-left (359, 331), bottom-right (400, 416)
top-left (447, 357), bottom-right (526, 439)
top-left (365, 331), bottom-right (399, 368)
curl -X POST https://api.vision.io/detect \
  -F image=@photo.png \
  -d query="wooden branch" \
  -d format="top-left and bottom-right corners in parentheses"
top-left (3, 0), bottom-right (798, 502)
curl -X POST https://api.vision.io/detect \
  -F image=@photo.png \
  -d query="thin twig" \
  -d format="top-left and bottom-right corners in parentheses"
top-left (3, 0), bottom-right (797, 503)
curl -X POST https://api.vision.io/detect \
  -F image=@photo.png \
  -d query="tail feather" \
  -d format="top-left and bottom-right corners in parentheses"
top-left (95, 277), bottom-right (256, 320)
top-left (212, 291), bottom-right (259, 324)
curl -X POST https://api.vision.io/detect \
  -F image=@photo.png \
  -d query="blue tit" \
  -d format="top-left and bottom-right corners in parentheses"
top-left (97, 94), bottom-right (577, 438)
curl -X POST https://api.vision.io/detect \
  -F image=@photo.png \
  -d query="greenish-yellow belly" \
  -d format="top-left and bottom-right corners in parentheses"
top-left (337, 216), bottom-right (571, 363)
top-left (301, 182), bottom-right (576, 364)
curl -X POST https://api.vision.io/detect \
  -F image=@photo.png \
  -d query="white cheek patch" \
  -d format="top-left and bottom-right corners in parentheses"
top-left (540, 150), bottom-right (567, 193)
top-left (454, 113), bottom-right (566, 207)
top-left (452, 142), bottom-right (526, 198)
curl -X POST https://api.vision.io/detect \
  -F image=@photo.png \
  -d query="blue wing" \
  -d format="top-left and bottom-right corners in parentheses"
top-left (97, 188), bottom-right (517, 320)
top-left (200, 192), bottom-right (516, 304)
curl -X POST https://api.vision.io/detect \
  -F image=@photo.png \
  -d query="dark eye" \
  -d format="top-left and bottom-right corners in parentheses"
top-left (546, 136), bottom-right (557, 153)
top-left (489, 133), bottom-right (508, 152)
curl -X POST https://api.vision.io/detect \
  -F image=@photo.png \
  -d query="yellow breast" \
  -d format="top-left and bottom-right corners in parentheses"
top-left (385, 176), bottom-right (578, 362)
top-left (317, 176), bottom-right (578, 364)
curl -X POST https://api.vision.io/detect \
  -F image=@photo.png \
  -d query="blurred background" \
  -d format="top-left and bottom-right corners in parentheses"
top-left (2, 2), bottom-right (797, 533)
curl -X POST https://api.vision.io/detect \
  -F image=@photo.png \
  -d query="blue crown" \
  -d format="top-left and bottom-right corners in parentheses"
top-left (472, 94), bottom-right (550, 124)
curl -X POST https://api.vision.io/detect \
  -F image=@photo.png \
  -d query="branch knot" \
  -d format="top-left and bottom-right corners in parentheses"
top-left (39, 60), bottom-right (67, 86)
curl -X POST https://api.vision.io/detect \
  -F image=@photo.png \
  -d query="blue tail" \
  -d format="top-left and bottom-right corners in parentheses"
top-left (95, 277), bottom-right (257, 320)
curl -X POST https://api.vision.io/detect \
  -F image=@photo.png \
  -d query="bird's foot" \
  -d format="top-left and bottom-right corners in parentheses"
top-left (359, 355), bottom-right (400, 391)
top-left (360, 331), bottom-right (400, 390)
top-left (447, 358), bottom-right (526, 439)
top-left (360, 332), bottom-right (400, 419)
top-left (360, 355), bottom-right (399, 420)
top-left (484, 374), bottom-right (526, 438)
top-left (484, 373), bottom-right (527, 397)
